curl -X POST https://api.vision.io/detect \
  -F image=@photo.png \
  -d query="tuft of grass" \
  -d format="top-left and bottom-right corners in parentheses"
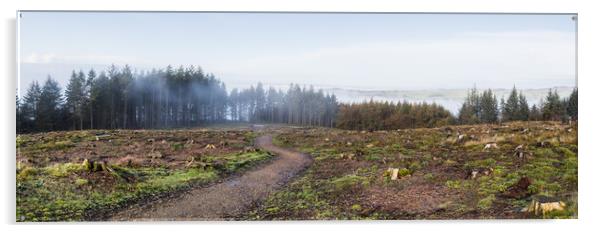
top-left (17, 166), bottom-right (39, 180)
top-left (446, 180), bottom-right (462, 189)
top-left (223, 151), bottom-right (273, 172)
top-left (136, 169), bottom-right (217, 194)
top-left (477, 194), bottom-right (496, 210)
top-left (424, 173), bottom-right (435, 181)
top-left (464, 158), bottom-right (496, 170)
top-left (46, 163), bottom-right (85, 177)
top-left (477, 166), bottom-right (516, 196)
top-left (75, 178), bottom-right (88, 186)
top-left (329, 175), bottom-right (369, 194)
top-left (398, 168), bottom-right (412, 177)
top-left (16, 135), bottom-right (26, 148)
top-left (171, 143), bottom-right (184, 151)
top-left (34, 140), bottom-right (75, 151)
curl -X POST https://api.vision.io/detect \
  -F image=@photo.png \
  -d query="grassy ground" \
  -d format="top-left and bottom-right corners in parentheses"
top-left (245, 121), bottom-right (577, 220)
top-left (16, 127), bottom-right (273, 221)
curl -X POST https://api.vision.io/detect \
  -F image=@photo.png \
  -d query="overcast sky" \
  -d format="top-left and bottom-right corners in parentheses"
top-left (18, 12), bottom-right (577, 93)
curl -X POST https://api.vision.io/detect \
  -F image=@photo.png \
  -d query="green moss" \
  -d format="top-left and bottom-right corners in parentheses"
top-left (222, 151), bottom-right (273, 172)
top-left (46, 163), bottom-right (85, 177)
top-left (446, 180), bottom-right (463, 189)
top-left (136, 169), bottom-right (217, 194)
top-left (398, 168), bottom-right (412, 177)
top-left (34, 140), bottom-right (75, 151)
top-left (16, 135), bottom-right (26, 148)
top-left (477, 194), bottom-right (496, 210)
top-left (75, 178), bottom-right (88, 186)
top-left (443, 159), bottom-right (458, 166)
top-left (464, 158), bottom-right (496, 170)
top-left (266, 206), bottom-right (280, 214)
top-left (17, 166), bottom-right (39, 180)
top-left (533, 148), bottom-right (555, 157)
top-left (330, 175), bottom-right (368, 193)
top-left (16, 151), bottom-right (272, 222)
top-left (81, 159), bottom-right (91, 171)
top-left (477, 167), bottom-right (516, 196)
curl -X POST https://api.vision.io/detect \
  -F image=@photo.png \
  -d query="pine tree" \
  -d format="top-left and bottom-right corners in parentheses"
top-left (37, 77), bottom-right (63, 131)
top-left (65, 70), bottom-right (85, 130)
top-left (458, 87), bottom-right (480, 124)
top-left (229, 88), bottom-right (239, 121)
top-left (542, 89), bottom-right (563, 121)
top-left (518, 94), bottom-right (530, 121)
top-left (16, 94), bottom-right (23, 133)
top-left (502, 86), bottom-right (520, 121)
top-left (529, 104), bottom-right (542, 121)
top-left (121, 65), bottom-right (134, 128)
top-left (91, 71), bottom-right (111, 129)
top-left (480, 89), bottom-right (498, 123)
top-left (85, 69), bottom-right (96, 129)
top-left (21, 81), bottom-right (42, 132)
top-left (567, 88), bottom-right (578, 120)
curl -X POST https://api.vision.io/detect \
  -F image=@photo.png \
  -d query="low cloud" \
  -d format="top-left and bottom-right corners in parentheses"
top-left (21, 53), bottom-right (149, 65)
top-left (212, 30), bottom-right (575, 90)
top-left (20, 30), bottom-right (576, 91)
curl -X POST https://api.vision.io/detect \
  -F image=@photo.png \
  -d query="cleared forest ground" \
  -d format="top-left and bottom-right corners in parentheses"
top-left (245, 121), bottom-right (577, 219)
top-left (16, 126), bottom-right (274, 221)
top-left (16, 121), bottom-right (577, 221)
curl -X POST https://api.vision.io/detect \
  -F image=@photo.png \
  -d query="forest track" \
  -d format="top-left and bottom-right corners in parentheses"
top-left (109, 134), bottom-right (312, 221)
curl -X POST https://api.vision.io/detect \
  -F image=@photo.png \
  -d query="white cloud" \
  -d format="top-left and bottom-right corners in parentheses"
top-left (20, 30), bottom-right (576, 91)
top-left (22, 53), bottom-right (57, 63)
top-left (21, 53), bottom-right (150, 65)
top-left (211, 30), bottom-right (575, 90)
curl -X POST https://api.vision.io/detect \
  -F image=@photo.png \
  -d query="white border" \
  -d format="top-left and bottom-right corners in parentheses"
top-left (2, 0), bottom-right (601, 232)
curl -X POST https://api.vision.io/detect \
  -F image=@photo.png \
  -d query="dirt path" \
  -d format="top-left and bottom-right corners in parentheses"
top-left (109, 135), bottom-right (312, 221)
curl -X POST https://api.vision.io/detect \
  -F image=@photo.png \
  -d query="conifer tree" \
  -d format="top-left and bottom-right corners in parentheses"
top-left (37, 77), bottom-right (63, 131)
top-left (502, 86), bottom-right (520, 121)
top-left (567, 88), bottom-right (578, 120)
top-left (542, 89), bottom-right (564, 121)
top-left (480, 89), bottom-right (498, 123)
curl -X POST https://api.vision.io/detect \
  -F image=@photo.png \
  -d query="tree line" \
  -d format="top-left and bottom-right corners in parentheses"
top-left (335, 100), bottom-right (455, 131)
top-left (17, 65), bottom-right (230, 133)
top-left (327, 85), bottom-right (577, 131)
top-left (458, 86), bottom-right (578, 124)
top-left (16, 65), bottom-right (338, 133)
top-left (230, 83), bottom-right (338, 127)
top-left (16, 64), bottom-right (578, 133)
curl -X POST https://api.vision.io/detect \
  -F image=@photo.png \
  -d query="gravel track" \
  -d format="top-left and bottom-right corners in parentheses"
top-left (109, 134), bottom-right (312, 221)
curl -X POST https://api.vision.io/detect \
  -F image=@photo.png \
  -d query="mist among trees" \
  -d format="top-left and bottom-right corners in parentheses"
top-left (16, 65), bottom-right (338, 133)
top-left (16, 65), bottom-right (578, 133)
